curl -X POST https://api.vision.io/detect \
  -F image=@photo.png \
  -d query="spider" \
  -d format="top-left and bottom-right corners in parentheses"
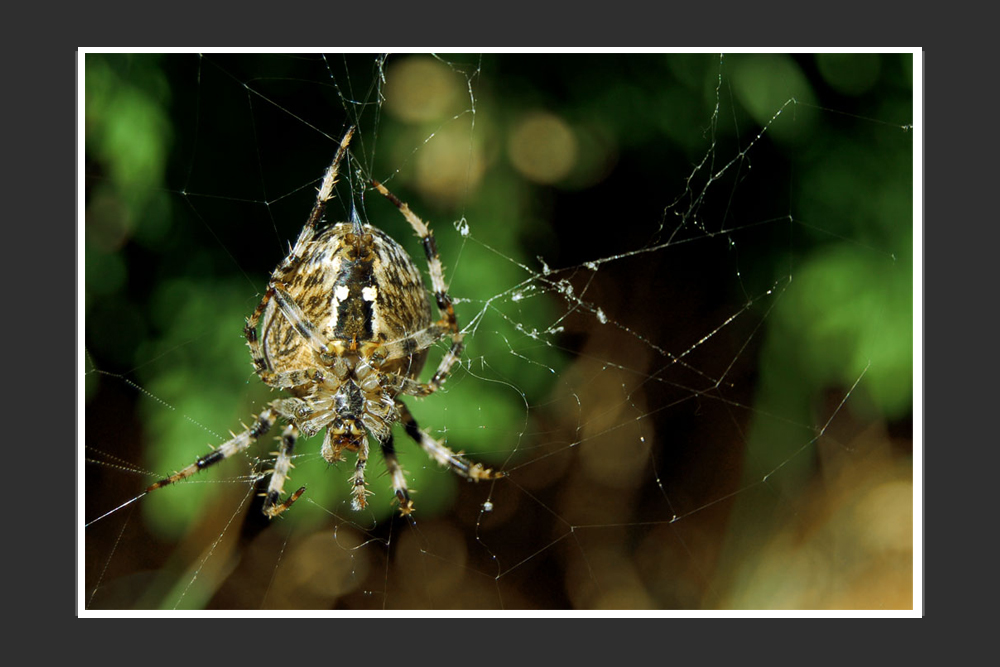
top-left (146, 127), bottom-right (501, 517)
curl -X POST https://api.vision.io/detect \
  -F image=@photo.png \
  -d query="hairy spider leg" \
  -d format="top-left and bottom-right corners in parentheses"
top-left (146, 407), bottom-right (305, 517)
top-left (379, 434), bottom-right (414, 514)
top-left (372, 180), bottom-right (465, 397)
top-left (264, 127), bottom-right (356, 289)
top-left (349, 436), bottom-right (373, 511)
top-left (397, 401), bottom-right (503, 482)
top-left (262, 423), bottom-right (306, 518)
top-left (245, 281), bottom-right (338, 387)
top-left (244, 128), bottom-right (356, 386)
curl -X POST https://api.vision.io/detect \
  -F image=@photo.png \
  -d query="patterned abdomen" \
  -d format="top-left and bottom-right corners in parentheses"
top-left (260, 223), bottom-right (433, 383)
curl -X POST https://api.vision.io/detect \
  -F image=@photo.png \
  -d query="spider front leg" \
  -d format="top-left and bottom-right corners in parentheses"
top-left (271, 126), bottom-right (355, 279)
top-left (244, 127), bottom-right (356, 384)
top-left (373, 180), bottom-right (466, 396)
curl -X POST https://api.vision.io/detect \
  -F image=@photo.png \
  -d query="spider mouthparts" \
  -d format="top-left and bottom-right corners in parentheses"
top-left (322, 417), bottom-right (367, 463)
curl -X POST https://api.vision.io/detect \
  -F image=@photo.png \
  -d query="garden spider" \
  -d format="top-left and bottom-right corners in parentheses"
top-left (146, 127), bottom-right (501, 517)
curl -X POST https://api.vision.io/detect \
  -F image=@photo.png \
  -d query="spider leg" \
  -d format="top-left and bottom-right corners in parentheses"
top-left (253, 368), bottom-right (326, 392)
top-left (288, 126), bottom-right (356, 257)
top-left (350, 437), bottom-right (372, 511)
top-left (399, 332), bottom-right (464, 397)
top-left (370, 322), bottom-right (464, 397)
top-left (398, 401), bottom-right (502, 482)
top-left (245, 281), bottom-right (337, 382)
top-left (245, 127), bottom-right (356, 382)
top-left (379, 434), bottom-right (414, 515)
top-left (372, 180), bottom-right (465, 396)
top-left (262, 423), bottom-right (307, 518)
top-left (372, 180), bottom-right (456, 322)
top-left (146, 407), bottom-right (279, 495)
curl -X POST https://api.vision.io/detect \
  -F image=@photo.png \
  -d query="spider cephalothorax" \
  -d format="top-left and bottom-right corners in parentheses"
top-left (146, 127), bottom-right (501, 516)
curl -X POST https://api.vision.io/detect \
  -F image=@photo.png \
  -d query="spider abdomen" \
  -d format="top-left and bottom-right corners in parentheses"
top-left (260, 222), bottom-right (433, 380)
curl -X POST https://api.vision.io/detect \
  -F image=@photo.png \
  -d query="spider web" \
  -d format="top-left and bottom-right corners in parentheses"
top-left (81, 50), bottom-right (919, 613)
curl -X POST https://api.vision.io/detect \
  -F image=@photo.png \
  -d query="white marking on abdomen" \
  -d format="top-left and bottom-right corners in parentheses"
top-left (330, 284), bottom-right (350, 328)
